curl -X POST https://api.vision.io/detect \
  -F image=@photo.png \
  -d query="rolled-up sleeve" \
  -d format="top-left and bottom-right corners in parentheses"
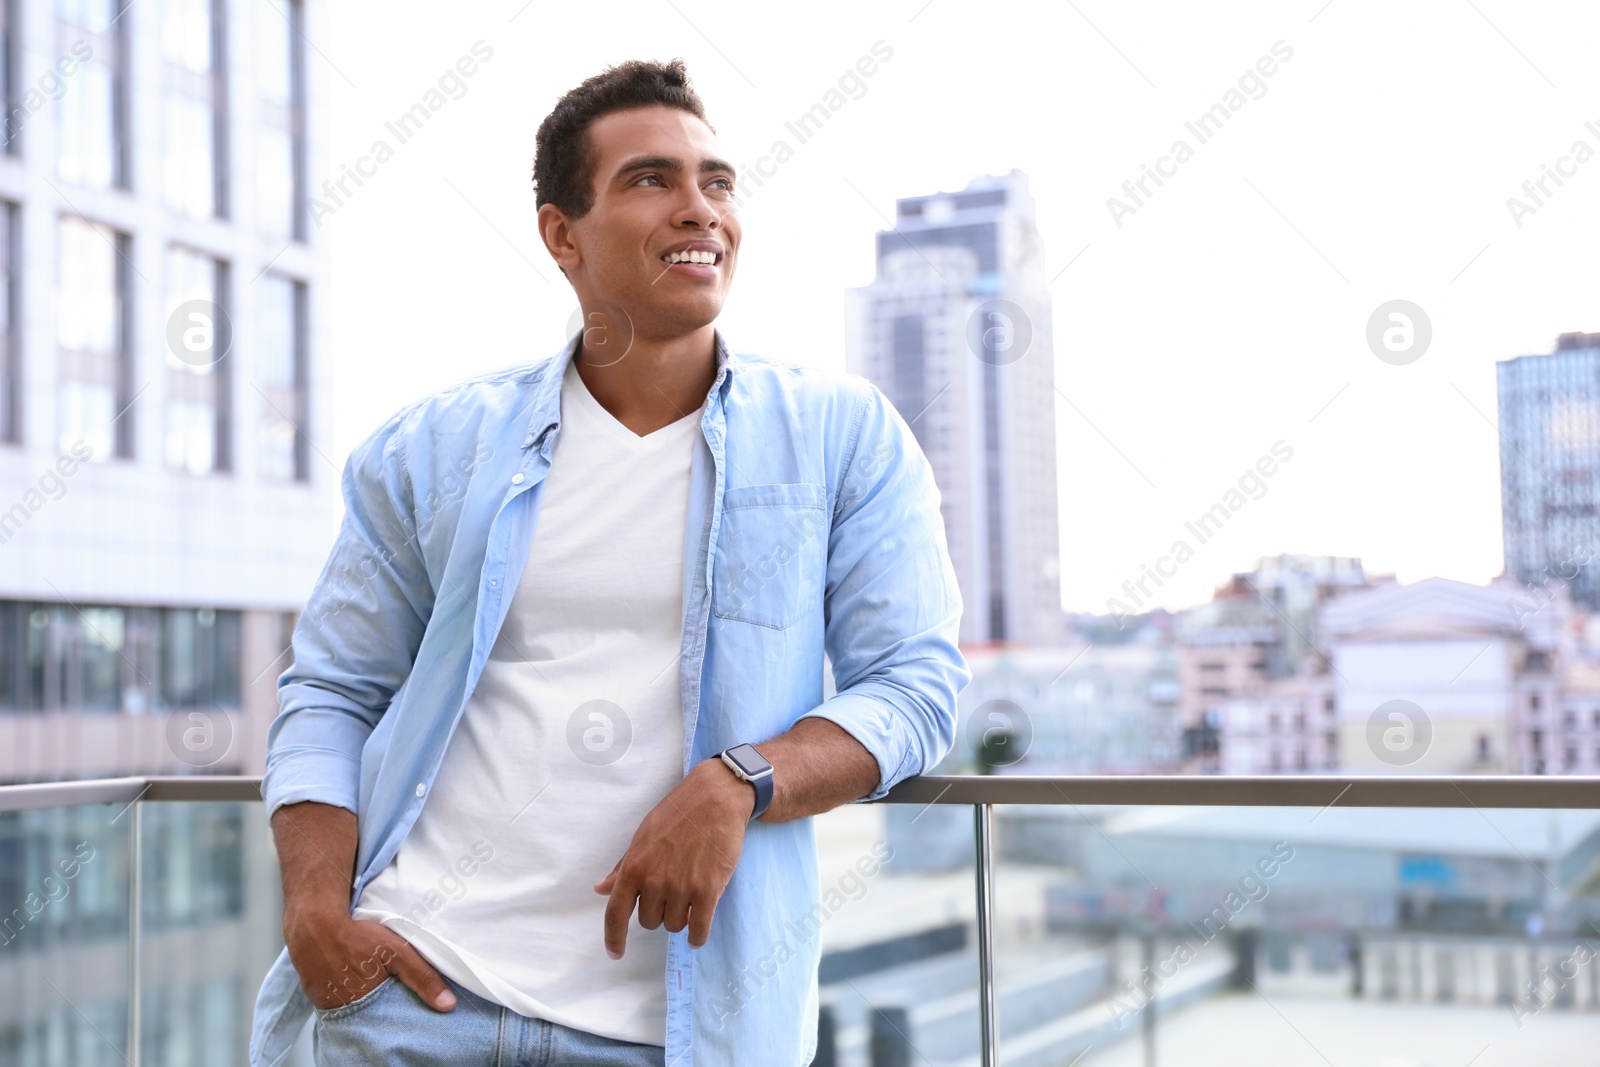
top-left (261, 407), bottom-right (434, 820)
top-left (801, 379), bottom-right (970, 801)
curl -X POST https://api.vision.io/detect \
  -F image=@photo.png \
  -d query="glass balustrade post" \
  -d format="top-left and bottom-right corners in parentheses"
top-left (974, 802), bottom-right (998, 1067)
top-left (127, 798), bottom-right (143, 1067)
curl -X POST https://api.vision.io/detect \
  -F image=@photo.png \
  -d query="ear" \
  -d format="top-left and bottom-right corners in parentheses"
top-left (538, 203), bottom-right (580, 278)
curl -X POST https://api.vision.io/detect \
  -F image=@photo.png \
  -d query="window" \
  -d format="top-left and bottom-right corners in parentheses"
top-left (0, 600), bottom-right (241, 714)
top-left (256, 0), bottom-right (304, 241)
top-left (56, 0), bottom-right (127, 188)
top-left (890, 314), bottom-right (925, 450)
top-left (164, 247), bottom-right (231, 474)
top-left (270, 610), bottom-right (296, 667)
top-left (255, 273), bottom-right (307, 480)
top-left (0, 202), bottom-right (15, 443)
top-left (73, 605), bottom-right (122, 709)
top-left (161, 606), bottom-right (239, 707)
top-left (161, 0), bottom-right (225, 218)
top-left (57, 215), bottom-right (130, 459)
top-left (0, 0), bottom-right (13, 154)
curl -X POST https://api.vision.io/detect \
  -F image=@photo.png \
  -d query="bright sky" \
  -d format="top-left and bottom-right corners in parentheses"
top-left (320, 0), bottom-right (1600, 617)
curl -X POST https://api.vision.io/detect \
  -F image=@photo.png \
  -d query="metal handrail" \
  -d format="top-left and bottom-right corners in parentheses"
top-left (882, 773), bottom-right (1600, 807)
top-left (0, 775), bottom-right (263, 812)
top-left (5, 773), bottom-right (1600, 812)
top-left (6, 771), bottom-right (1600, 1067)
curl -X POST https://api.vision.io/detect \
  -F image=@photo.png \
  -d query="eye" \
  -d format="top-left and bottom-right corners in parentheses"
top-left (635, 174), bottom-right (664, 187)
top-left (708, 177), bottom-right (734, 192)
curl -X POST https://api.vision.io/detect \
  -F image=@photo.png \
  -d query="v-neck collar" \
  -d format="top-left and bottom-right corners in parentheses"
top-left (562, 357), bottom-right (701, 450)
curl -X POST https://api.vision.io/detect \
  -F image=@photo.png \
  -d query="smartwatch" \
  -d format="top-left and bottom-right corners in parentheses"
top-left (719, 743), bottom-right (774, 821)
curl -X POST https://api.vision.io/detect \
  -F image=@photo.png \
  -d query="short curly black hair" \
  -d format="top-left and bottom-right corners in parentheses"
top-left (533, 59), bottom-right (713, 220)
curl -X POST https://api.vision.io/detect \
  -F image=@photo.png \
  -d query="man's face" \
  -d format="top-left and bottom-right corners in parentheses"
top-left (541, 105), bottom-right (740, 339)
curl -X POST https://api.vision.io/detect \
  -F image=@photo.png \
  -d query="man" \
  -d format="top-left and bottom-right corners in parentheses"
top-left (250, 58), bottom-right (968, 1067)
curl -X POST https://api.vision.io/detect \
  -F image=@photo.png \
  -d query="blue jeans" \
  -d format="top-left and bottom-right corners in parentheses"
top-left (311, 972), bottom-right (667, 1066)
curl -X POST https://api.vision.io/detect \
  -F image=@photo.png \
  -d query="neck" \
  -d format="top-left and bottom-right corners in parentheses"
top-left (573, 320), bottom-right (718, 437)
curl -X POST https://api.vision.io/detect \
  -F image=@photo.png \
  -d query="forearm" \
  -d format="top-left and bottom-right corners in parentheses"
top-left (272, 801), bottom-right (360, 935)
top-left (600, 719), bottom-right (876, 951)
top-left (751, 716), bottom-right (881, 823)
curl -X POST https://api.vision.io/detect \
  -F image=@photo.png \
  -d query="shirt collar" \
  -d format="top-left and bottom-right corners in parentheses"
top-left (522, 328), bottom-right (741, 452)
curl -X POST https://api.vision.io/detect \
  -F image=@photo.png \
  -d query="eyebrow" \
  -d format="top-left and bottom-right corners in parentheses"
top-left (615, 154), bottom-right (738, 181)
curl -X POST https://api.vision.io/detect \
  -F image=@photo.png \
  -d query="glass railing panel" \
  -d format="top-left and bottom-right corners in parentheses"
top-left (135, 800), bottom-right (286, 1067)
top-left (0, 801), bottom-right (132, 1067)
top-left (985, 803), bottom-right (1600, 1066)
top-left (812, 798), bottom-right (980, 1066)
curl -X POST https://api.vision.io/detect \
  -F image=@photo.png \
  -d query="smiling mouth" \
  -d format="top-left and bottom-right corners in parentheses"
top-left (660, 250), bottom-right (722, 266)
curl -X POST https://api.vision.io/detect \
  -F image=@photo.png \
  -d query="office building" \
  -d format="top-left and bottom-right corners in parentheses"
top-left (845, 170), bottom-right (1063, 646)
top-left (0, 0), bottom-right (331, 1061)
top-left (1498, 331), bottom-right (1600, 611)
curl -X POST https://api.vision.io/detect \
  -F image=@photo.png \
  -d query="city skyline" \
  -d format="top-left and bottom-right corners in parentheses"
top-left (0, 7), bottom-right (1597, 1063)
top-left (314, 1), bottom-right (1599, 620)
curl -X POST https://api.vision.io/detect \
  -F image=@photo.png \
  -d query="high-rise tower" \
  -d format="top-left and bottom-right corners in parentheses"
top-left (846, 171), bottom-right (1062, 645)
top-left (1498, 332), bottom-right (1600, 610)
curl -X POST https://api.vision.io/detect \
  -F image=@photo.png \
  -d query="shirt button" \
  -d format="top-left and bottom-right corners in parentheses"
top-left (511, 473), bottom-right (524, 485)
top-left (415, 783), bottom-right (426, 797)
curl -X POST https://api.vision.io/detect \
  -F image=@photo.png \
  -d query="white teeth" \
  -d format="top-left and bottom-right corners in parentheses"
top-left (664, 250), bottom-right (718, 265)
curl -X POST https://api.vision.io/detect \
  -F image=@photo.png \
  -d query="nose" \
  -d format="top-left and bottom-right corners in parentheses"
top-left (674, 184), bottom-right (722, 231)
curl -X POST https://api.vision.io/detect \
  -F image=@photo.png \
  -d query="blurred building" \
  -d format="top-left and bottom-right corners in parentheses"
top-left (846, 170), bottom-right (1064, 647)
top-left (1214, 666), bottom-right (1336, 774)
top-left (1175, 554), bottom-right (1368, 770)
top-left (1014, 804), bottom-right (1600, 938)
top-left (953, 641), bottom-right (1182, 777)
top-left (1189, 569), bottom-right (1600, 777)
top-left (1251, 554), bottom-right (1368, 673)
top-left (0, 0), bottom-right (331, 782)
top-left (1555, 661), bottom-right (1600, 776)
top-left (1320, 575), bottom-right (1571, 775)
top-left (0, 0), bottom-right (331, 1061)
top-left (1498, 331), bottom-right (1600, 612)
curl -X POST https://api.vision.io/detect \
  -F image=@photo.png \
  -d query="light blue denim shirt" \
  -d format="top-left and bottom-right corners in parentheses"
top-left (249, 330), bottom-right (969, 1066)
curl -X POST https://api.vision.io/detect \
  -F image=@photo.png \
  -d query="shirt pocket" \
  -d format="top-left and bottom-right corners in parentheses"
top-left (712, 482), bottom-right (830, 630)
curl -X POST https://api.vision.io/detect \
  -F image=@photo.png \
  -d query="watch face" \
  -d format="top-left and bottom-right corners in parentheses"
top-left (727, 743), bottom-right (772, 776)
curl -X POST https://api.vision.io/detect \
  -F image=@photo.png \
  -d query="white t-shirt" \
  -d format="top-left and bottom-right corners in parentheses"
top-left (353, 357), bottom-right (699, 1046)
